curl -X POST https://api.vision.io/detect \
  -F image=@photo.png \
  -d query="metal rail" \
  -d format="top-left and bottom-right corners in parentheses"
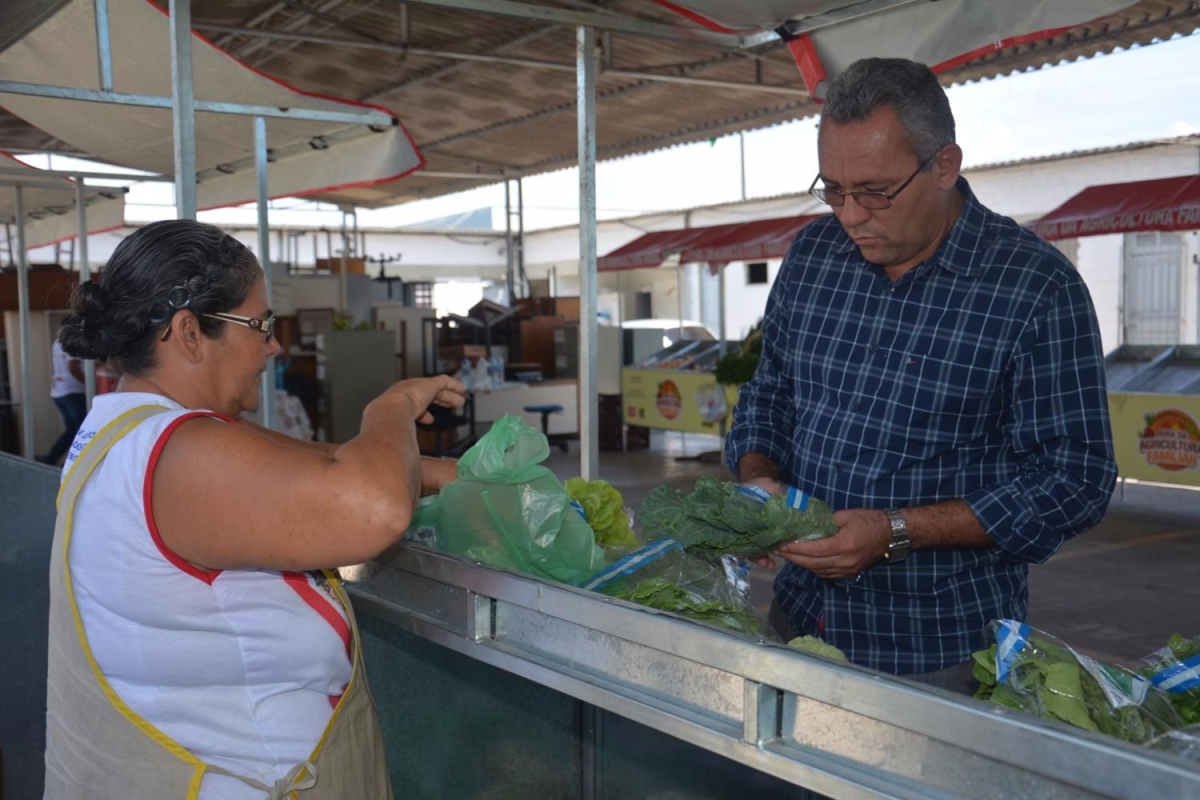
top-left (346, 546), bottom-right (1200, 800)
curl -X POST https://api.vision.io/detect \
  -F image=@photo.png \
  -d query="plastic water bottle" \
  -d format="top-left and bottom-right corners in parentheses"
top-left (456, 361), bottom-right (472, 391)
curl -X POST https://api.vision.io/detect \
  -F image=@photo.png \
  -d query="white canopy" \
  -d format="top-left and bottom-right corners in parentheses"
top-left (658, 0), bottom-right (1137, 98)
top-left (0, 153), bottom-right (125, 249)
top-left (0, 0), bottom-right (423, 212)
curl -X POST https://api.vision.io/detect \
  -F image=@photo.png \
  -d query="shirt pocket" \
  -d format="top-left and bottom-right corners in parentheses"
top-left (883, 340), bottom-right (1004, 448)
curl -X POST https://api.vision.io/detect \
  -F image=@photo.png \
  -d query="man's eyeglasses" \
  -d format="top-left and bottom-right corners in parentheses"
top-left (809, 151), bottom-right (938, 210)
top-left (160, 311), bottom-right (276, 342)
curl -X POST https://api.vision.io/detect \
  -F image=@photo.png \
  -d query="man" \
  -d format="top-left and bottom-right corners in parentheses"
top-left (725, 58), bottom-right (1117, 692)
top-left (39, 321), bottom-right (87, 465)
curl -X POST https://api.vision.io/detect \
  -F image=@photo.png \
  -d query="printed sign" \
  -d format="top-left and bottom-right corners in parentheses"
top-left (1109, 393), bottom-right (1200, 488)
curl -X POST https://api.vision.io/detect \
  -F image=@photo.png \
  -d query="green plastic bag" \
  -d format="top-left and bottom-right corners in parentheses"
top-left (424, 415), bottom-right (606, 585)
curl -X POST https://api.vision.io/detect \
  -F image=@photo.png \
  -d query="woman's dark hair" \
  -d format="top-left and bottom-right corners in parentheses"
top-left (59, 219), bottom-right (261, 375)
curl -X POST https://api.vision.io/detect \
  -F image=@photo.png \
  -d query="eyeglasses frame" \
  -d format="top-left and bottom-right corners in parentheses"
top-left (808, 149), bottom-right (942, 210)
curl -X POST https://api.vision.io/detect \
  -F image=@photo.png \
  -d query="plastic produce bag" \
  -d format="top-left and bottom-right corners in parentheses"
top-left (422, 415), bottom-right (606, 585)
top-left (583, 539), bottom-right (777, 639)
top-left (640, 475), bottom-right (836, 560)
top-left (1136, 633), bottom-right (1200, 726)
top-left (973, 620), bottom-right (1182, 745)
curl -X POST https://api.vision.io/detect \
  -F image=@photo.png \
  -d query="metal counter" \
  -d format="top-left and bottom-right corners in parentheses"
top-left (345, 546), bottom-right (1200, 800)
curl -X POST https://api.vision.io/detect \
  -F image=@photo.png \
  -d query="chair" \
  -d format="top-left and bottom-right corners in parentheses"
top-left (417, 401), bottom-right (472, 457)
top-left (525, 404), bottom-right (568, 453)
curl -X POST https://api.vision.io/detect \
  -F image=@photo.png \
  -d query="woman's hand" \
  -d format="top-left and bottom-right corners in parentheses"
top-left (378, 375), bottom-right (467, 424)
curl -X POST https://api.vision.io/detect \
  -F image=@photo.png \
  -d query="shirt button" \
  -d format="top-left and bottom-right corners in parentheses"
top-left (869, 344), bottom-right (879, 352)
top-left (850, 402), bottom-right (861, 412)
top-left (833, 462), bottom-right (842, 471)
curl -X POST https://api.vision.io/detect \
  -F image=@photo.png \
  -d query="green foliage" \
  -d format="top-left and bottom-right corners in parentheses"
top-left (787, 635), bottom-right (848, 662)
top-left (565, 478), bottom-right (636, 549)
top-left (1137, 633), bottom-right (1200, 726)
top-left (640, 475), bottom-right (835, 560)
top-left (613, 577), bottom-right (761, 636)
top-left (713, 322), bottom-right (763, 386)
top-left (972, 634), bottom-right (1183, 745)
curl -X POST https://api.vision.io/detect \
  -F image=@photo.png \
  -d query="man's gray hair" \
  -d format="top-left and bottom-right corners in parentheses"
top-left (821, 58), bottom-right (955, 167)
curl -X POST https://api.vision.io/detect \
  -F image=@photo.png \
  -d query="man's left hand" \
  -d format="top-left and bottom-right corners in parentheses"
top-left (775, 508), bottom-right (892, 581)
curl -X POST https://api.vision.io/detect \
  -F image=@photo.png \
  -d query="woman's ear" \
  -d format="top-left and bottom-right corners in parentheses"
top-left (164, 311), bottom-right (206, 365)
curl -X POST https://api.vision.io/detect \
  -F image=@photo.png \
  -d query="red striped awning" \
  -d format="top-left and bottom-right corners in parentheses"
top-left (598, 213), bottom-right (822, 271)
top-left (1029, 175), bottom-right (1200, 241)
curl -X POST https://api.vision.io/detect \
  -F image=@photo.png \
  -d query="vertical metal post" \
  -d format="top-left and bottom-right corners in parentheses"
top-left (339, 210), bottom-right (350, 313)
top-left (169, 0), bottom-right (197, 219)
top-left (255, 116), bottom-right (275, 430)
top-left (15, 187), bottom-right (34, 459)
top-left (739, 131), bottom-right (747, 201)
top-left (577, 26), bottom-right (599, 481)
top-left (517, 177), bottom-right (526, 298)
top-left (95, 0), bottom-right (114, 92)
top-left (717, 263), bottom-right (727, 355)
top-left (504, 180), bottom-right (514, 304)
top-left (75, 180), bottom-right (97, 408)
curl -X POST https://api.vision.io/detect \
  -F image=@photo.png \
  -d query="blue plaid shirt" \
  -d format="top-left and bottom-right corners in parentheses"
top-left (726, 178), bottom-right (1117, 675)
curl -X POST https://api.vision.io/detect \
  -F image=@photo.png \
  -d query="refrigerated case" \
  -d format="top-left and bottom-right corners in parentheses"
top-left (621, 340), bottom-right (738, 434)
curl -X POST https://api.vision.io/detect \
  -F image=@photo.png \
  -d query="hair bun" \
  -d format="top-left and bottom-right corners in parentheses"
top-left (59, 281), bottom-right (112, 361)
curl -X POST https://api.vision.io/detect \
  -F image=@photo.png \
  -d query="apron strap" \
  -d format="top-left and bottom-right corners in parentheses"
top-left (204, 761), bottom-right (319, 799)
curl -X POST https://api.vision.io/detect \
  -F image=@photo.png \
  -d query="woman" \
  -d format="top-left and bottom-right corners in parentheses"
top-left (45, 219), bottom-right (464, 799)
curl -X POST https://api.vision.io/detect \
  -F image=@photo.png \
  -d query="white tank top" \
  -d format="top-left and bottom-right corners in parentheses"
top-left (65, 392), bottom-right (354, 800)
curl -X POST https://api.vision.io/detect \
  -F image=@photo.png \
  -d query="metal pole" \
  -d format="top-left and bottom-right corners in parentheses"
top-left (577, 26), bottom-right (599, 481)
top-left (15, 187), bottom-right (34, 460)
top-left (504, 180), bottom-right (514, 303)
top-left (255, 116), bottom-right (275, 430)
top-left (517, 177), bottom-right (526, 298)
top-left (75, 180), bottom-right (97, 408)
top-left (339, 211), bottom-right (349, 313)
top-left (717, 263), bottom-right (726, 355)
top-left (95, 0), bottom-right (114, 92)
top-left (169, 0), bottom-right (197, 219)
top-left (739, 131), bottom-right (747, 201)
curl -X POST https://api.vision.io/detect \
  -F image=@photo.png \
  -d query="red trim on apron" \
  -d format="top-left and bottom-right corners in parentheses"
top-left (283, 571), bottom-right (353, 707)
top-left (143, 411), bottom-right (237, 585)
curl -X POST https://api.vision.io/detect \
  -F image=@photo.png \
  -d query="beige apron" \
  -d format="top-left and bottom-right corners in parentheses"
top-left (44, 405), bottom-right (392, 799)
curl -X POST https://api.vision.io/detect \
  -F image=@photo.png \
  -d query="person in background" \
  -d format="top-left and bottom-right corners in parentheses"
top-left (46, 219), bottom-right (464, 799)
top-left (726, 58), bottom-right (1117, 693)
top-left (37, 319), bottom-right (86, 465)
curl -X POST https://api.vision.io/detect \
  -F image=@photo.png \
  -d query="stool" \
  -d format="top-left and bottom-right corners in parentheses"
top-left (525, 404), bottom-right (568, 452)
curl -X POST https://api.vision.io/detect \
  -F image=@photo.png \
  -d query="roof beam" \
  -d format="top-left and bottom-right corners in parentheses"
top-left (193, 24), bottom-right (807, 96)
top-left (392, 0), bottom-right (741, 46)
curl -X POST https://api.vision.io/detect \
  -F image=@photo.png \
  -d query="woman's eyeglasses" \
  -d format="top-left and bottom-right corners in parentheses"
top-left (202, 312), bottom-right (275, 342)
top-left (160, 311), bottom-right (275, 342)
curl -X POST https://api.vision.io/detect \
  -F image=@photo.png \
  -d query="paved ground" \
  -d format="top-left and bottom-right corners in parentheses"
top-left (544, 431), bottom-right (1200, 667)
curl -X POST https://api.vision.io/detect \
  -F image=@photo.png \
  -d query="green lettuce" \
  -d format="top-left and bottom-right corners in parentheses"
top-left (565, 478), bottom-right (636, 549)
top-left (640, 475), bottom-right (835, 559)
top-left (787, 635), bottom-right (848, 662)
top-left (614, 577), bottom-right (761, 636)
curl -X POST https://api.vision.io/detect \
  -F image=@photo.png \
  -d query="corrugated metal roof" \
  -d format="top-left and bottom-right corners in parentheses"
top-left (3, 0), bottom-right (1199, 208)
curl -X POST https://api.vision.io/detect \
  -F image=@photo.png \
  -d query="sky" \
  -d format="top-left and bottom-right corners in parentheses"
top-left (23, 29), bottom-right (1200, 235)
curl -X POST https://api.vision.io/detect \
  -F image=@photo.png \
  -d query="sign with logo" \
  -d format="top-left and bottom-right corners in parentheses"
top-left (655, 380), bottom-right (682, 420)
top-left (622, 367), bottom-right (740, 433)
top-left (1109, 393), bottom-right (1200, 487)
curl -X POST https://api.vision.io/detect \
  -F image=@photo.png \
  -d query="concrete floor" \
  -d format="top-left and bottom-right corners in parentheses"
top-left (543, 430), bottom-right (1200, 667)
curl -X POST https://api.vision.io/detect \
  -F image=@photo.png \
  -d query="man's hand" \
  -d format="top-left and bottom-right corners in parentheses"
top-left (774, 508), bottom-right (892, 581)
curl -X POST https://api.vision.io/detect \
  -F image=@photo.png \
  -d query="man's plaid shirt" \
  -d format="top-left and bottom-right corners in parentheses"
top-left (725, 178), bottom-right (1117, 675)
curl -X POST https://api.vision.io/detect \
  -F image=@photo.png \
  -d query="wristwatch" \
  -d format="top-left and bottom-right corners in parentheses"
top-left (882, 507), bottom-right (911, 563)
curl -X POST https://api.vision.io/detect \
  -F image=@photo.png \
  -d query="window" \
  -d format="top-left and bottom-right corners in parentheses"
top-left (634, 292), bottom-right (652, 319)
top-left (408, 282), bottom-right (434, 308)
top-left (746, 262), bottom-right (769, 285)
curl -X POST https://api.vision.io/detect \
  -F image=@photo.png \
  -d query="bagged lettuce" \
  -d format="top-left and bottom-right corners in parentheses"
top-left (1136, 633), bottom-right (1200, 726)
top-left (640, 475), bottom-right (835, 560)
top-left (583, 539), bottom-right (775, 639)
top-left (973, 621), bottom-right (1182, 745)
